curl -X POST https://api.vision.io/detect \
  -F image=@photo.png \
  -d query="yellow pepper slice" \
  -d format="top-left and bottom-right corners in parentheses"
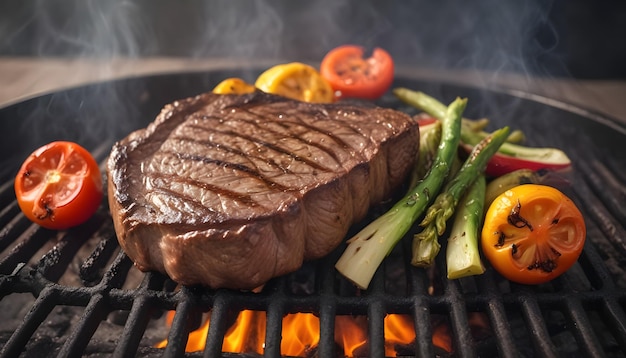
top-left (254, 62), bottom-right (335, 103)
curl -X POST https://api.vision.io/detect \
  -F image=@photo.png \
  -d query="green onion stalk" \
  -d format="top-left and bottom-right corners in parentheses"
top-left (445, 174), bottom-right (486, 279)
top-left (334, 97), bottom-right (466, 290)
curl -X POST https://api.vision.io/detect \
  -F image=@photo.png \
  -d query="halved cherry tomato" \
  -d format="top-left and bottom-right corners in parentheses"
top-left (14, 141), bottom-right (103, 230)
top-left (320, 45), bottom-right (394, 100)
top-left (481, 184), bottom-right (586, 284)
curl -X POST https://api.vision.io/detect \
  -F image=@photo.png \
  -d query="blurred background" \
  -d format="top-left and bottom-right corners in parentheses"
top-left (0, 0), bottom-right (625, 120)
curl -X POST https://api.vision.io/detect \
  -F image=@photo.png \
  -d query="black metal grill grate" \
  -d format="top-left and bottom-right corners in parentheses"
top-left (1, 72), bottom-right (626, 357)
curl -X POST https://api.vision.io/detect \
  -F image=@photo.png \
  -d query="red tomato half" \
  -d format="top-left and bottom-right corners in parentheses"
top-left (14, 141), bottom-right (103, 230)
top-left (320, 45), bottom-right (394, 100)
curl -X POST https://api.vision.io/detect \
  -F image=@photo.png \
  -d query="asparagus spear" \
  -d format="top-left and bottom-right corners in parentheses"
top-left (335, 97), bottom-right (466, 290)
top-left (412, 126), bottom-right (511, 267)
top-left (459, 117), bottom-right (525, 143)
top-left (445, 174), bottom-right (486, 279)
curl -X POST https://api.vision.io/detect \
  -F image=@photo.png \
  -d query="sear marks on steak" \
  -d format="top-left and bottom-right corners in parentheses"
top-left (107, 91), bottom-right (419, 290)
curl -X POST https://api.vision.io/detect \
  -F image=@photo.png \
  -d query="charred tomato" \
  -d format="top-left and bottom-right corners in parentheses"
top-left (320, 45), bottom-right (394, 100)
top-left (14, 141), bottom-right (103, 230)
top-left (481, 184), bottom-right (586, 284)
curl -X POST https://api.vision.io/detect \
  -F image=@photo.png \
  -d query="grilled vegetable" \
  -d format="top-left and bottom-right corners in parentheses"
top-left (14, 141), bottom-right (103, 230)
top-left (460, 131), bottom-right (571, 177)
top-left (255, 62), bottom-right (335, 103)
top-left (460, 117), bottom-right (525, 144)
top-left (320, 45), bottom-right (394, 100)
top-left (481, 184), bottom-right (586, 284)
top-left (335, 97), bottom-right (466, 290)
top-left (446, 174), bottom-right (486, 279)
top-left (484, 168), bottom-right (572, 211)
top-left (393, 88), bottom-right (572, 177)
top-left (409, 117), bottom-right (442, 189)
top-left (213, 78), bottom-right (256, 94)
top-left (484, 168), bottom-right (541, 207)
top-left (412, 127), bottom-right (510, 267)
top-left (417, 114), bottom-right (526, 145)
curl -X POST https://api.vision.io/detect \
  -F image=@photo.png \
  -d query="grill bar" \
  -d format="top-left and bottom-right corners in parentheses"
top-left (317, 256), bottom-right (338, 358)
top-left (564, 298), bottom-right (604, 357)
top-left (57, 293), bottom-right (108, 357)
top-left (115, 294), bottom-right (157, 357)
top-left (0, 224), bottom-right (46, 277)
top-left (164, 289), bottom-right (198, 357)
top-left (204, 293), bottom-right (230, 358)
top-left (410, 298), bottom-right (434, 357)
top-left (602, 299), bottom-right (626, 353)
top-left (519, 296), bottom-right (557, 357)
top-left (443, 279), bottom-right (474, 358)
top-left (114, 272), bottom-right (169, 356)
top-left (0, 205), bottom-right (29, 254)
top-left (365, 268), bottom-right (385, 358)
top-left (404, 240), bottom-right (436, 358)
top-left (264, 289), bottom-right (283, 357)
top-left (78, 221), bottom-right (120, 286)
top-left (476, 272), bottom-right (518, 358)
top-left (2, 285), bottom-right (57, 358)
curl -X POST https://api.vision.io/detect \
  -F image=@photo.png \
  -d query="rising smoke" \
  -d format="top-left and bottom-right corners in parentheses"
top-left (0, 0), bottom-right (570, 77)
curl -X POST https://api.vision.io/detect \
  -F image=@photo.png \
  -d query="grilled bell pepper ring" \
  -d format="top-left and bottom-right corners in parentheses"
top-left (481, 184), bottom-right (586, 285)
top-left (478, 148), bottom-right (572, 177)
top-left (459, 133), bottom-right (571, 177)
top-left (416, 114), bottom-right (572, 177)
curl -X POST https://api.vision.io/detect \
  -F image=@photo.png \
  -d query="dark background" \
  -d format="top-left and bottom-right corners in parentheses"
top-left (0, 0), bottom-right (625, 79)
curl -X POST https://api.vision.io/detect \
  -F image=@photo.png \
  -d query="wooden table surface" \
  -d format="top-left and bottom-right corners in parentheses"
top-left (2, 57), bottom-right (625, 125)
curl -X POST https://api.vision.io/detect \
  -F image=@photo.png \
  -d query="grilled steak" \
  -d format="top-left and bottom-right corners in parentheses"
top-left (107, 91), bottom-right (419, 289)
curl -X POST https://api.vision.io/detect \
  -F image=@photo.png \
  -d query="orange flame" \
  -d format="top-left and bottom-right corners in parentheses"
top-left (282, 313), bottom-right (320, 356)
top-left (155, 310), bottom-right (267, 354)
top-left (335, 315), bottom-right (369, 356)
top-left (156, 310), bottom-right (454, 356)
top-left (224, 310), bottom-right (265, 354)
top-left (384, 314), bottom-right (416, 355)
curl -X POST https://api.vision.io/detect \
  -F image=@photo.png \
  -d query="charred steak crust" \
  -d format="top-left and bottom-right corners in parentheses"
top-left (107, 91), bottom-right (419, 289)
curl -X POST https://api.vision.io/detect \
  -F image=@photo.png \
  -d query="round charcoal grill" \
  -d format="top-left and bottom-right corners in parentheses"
top-left (0, 70), bottom-right (625, 358)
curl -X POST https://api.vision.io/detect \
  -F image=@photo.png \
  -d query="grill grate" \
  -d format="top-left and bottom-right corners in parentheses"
top-left (1, 73), bottom-right (626, 357)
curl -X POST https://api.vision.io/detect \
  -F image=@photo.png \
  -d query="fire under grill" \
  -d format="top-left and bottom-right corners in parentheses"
top-left (1, 71), bottom-right (626, 357)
